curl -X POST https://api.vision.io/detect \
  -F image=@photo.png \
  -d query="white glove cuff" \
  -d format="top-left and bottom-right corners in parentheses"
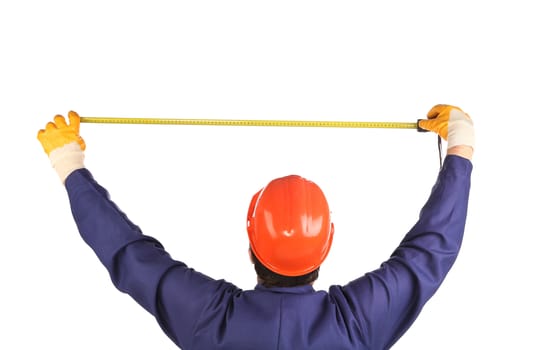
top-left (49, 142), bottom-right (85, 184)
top-left (447, 110), bottom-right (475, 149)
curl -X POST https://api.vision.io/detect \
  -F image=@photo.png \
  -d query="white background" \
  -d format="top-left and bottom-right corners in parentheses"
top-left (1, 1), bottom-right (549, 349)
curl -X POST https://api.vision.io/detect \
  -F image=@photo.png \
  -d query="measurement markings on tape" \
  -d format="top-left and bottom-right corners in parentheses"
top-left (80, 117), bottom-right (418, 129)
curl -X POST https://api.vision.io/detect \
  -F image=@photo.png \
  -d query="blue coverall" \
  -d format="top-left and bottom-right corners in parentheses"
top-left (65, 155), bottom-right (472, 350)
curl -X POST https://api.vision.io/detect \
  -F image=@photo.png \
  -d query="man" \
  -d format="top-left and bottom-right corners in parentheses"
top-left (37, 104), bottom-right (474, 349)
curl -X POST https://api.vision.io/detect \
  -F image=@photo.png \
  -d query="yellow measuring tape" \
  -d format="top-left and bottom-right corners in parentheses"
top-left (80, 117), bottom-right (418, 129)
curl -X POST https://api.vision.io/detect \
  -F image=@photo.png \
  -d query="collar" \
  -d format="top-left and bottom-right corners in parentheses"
top-left (254, 284), bottom-right (315, 294)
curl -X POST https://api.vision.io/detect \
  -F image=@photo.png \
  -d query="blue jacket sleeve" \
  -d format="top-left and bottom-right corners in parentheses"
top-left (64, 169), bottom-right (232, 346)
top-left (331, 155), bottom-right (473, 349)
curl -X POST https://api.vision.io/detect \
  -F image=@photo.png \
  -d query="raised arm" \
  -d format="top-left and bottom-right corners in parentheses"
top-left (37, 112), bottom-right (232, 347)
top-left (331, 104), bottom-right (475, 349)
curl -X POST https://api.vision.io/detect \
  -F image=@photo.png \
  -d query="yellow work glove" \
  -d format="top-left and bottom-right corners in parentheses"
top-left (418, 104), bottom-right (475, 149)
top-left (37, 111), bottom-right (86, 184)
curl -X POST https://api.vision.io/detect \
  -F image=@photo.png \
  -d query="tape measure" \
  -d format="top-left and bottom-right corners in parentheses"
top-left (80, 117), bottom-right (440, 165)
top-left (80, 117), bottom-right (419, 130)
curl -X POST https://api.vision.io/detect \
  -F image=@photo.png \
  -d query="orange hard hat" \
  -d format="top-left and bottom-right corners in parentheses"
top-left (247, 175), bottom-right (334, 277)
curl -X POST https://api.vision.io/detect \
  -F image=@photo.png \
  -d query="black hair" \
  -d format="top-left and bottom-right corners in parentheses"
top-left (250, 250), bottom-right (319, 288)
